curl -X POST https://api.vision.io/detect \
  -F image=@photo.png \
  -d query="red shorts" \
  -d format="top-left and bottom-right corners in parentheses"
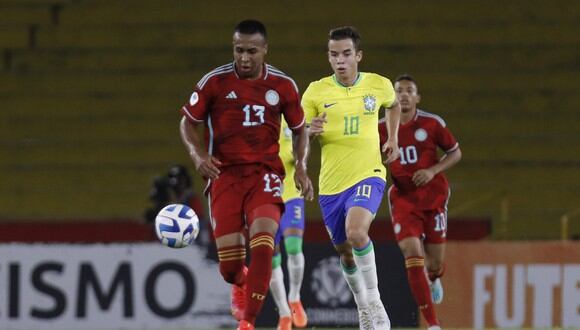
top-left (388, 186), bottom-right (448, 244)
top-left (208, 165), bottom-right (284, 238)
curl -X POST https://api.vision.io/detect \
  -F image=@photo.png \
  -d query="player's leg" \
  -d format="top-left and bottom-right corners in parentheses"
top-left (423, 208), bottom-right (448, 305)
top-left (425, 247), bottom-right (445, 313)
top-left (425, 242), bottom-right (446, 304)
top-left (242, 205), bottom-right (280, 326)
top-left (320, 192), bottom-right (372, 330)
top-left (282, 198), bottom-right (307, 328)
top-left (215, 232), bottom-right (248, 321)
top-left (345, 178), bottom-right (390, 330)
top-left (346, 206), bottom-right (389, 330)
top-left (398, 236), bottom-right (440, 327)
top-left (334, 242), bottom-right (373, 330)
top-left (269, 227), bottom-right (292, 330)
top-left (241, 169), bottom-right (285, 327)
top-left (388, 188), bottom-right (440, 328)
top-left (209, 178), bottom-right (249, 322)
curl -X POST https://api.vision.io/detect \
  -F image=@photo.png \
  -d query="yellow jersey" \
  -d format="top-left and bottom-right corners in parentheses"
top-left (279, 119), bottom-right (302, 201)
top-left (302, 72), bottom-right (395, 195)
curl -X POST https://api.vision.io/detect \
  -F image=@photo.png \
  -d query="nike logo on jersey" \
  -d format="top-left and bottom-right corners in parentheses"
top-left (324, 102), bottom-right (337, 108)
top-left (226, 91), bottom-right (237, 99)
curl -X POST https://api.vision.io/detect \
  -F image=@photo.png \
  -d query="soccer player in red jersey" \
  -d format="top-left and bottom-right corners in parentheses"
top-left (179, 20), bottom-right (313, 330)
top-left (379, 74), bottom-right (462, 330)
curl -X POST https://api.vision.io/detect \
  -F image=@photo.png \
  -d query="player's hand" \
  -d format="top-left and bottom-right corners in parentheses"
top-left (382, 139), bottom-right (400, 164)
top-left (294, 165), bottom-right (314, 201)
top-left (194, 155), bottom-right (222, 179)
top-left (412, 169), bottom-right (435, 187)
top-left (308, 112), bottom-right (327, 136)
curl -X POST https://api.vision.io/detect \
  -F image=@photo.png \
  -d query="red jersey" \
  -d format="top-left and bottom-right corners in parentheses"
top-left (181, 63), bottom-right (305, 174)
top-left (379, 109), bottom-right (459, 210)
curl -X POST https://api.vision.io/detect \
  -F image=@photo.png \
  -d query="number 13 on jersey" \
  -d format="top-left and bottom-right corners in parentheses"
top-left (243, 104), bottom-right (265, 127)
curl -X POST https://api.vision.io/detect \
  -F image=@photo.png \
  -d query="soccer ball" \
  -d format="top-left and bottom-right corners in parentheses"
top-left (155, 204), bottom-right (200, 248)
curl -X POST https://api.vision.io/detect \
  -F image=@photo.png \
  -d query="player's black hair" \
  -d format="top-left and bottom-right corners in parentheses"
top-left (328, 26), bottom-right (362, 51)
top-left (234, 19), bottom-right (267, 40)
top-left (395, 74), bottom-right (419, 89)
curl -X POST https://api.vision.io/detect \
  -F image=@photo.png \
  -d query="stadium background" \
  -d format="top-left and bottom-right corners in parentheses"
top-left (1, 0), bottom-right (580, 329)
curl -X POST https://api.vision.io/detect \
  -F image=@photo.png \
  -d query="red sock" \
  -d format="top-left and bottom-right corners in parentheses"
top-left (217, 245), bottom-right (246, 286)
top-left (244, 232), bottom-right (275, 324)
top-left (406, 257), bottom-right (439, 326)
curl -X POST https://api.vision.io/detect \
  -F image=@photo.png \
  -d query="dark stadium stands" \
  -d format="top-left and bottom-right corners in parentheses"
top-left (1, 0), bottom-right (579, 239)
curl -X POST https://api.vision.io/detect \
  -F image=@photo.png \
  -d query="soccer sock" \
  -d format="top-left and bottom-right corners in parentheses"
top-left (353, 240), bottom-right (381, 303)
top-left (284, 236), bottom-right (305, 302)
top-left (406, 257), bottom-right (439, 326)
top-left (270, 254), bottom-right (291, 317)
top-left (217, 245), bottom-right (247, 286)
top-left (244, 232), bottom-right (275, 324)
top-left (341, 262), bottom-right (369, 308)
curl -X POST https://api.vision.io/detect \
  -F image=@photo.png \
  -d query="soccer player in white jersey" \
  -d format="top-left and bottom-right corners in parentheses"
top-left (302, 26), bottom-right (401, 330)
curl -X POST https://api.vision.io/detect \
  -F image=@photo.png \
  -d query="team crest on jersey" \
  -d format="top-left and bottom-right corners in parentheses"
top-left (265, 89), bottom-right (280, 106)
top-left (189, 92), bottom-right (199, 106)
top-left (363, 94), bottom-right (377, 114)
top-left (414, 128), bottom-right (428, 142)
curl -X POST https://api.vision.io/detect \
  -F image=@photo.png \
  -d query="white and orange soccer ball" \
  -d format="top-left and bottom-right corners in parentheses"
top-left (154, 204), bottom-right (199, 248)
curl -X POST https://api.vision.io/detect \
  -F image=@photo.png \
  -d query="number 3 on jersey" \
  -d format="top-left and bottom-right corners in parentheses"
top-left (243, 104), bottom-right (265, 127)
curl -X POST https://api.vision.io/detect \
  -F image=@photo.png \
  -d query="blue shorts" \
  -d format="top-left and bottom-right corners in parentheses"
top-left (275, 198), bottom-right (305, 246)
top-left (319, 177), bottom-right (385, 245)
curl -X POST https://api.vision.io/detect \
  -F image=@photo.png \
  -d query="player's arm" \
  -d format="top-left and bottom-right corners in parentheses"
top-left (179, 117), bottom-right (221, 179)
top-left (292, 125), bottom-right (314, 201)
top-left (382, 100), bottom-right (401, 164)
top-left (301, 83), bottom-right (325, 138)
top-left (413, 146), bottom-right (462, 187)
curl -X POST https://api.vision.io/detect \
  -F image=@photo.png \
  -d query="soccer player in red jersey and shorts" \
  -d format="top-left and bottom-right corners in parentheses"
top-left (379, 74), bottom-right (462, 330)
top-left (179, 20), bottom-right (313, 330)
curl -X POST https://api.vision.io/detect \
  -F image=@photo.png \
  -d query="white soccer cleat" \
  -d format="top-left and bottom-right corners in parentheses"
top-left (357, 306), bottom-right (374, 330)
top-left (369, 300), bottom-right (391, 330)
top-left (427, 326), bottom-right (442, 330)
top-left (430, 278), bottom-right (444, 304)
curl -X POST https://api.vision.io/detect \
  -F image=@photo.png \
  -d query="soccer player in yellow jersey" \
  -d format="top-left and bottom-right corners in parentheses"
top-left (269, 120), bottom-right (308, 330)
top-left (303, 26), bottom-right (401, 330)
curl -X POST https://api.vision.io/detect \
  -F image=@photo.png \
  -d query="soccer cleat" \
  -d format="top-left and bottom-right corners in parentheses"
top-left (427, 326), bottom-right (442, 330)
top-left (369, 300), bottom-right (391, 330)
top-left (357, 306), bottom-right (374, 330)
top-left (277, 315), bottom-right (293, 330)
top-left (231, 266), bottom-right (248, 321)
top-left (289, 300), bottom-right (308, 328)
top-left (237, 320), bottom-right (254, 330)
top-left (430, 278), bottom-right (444, 304)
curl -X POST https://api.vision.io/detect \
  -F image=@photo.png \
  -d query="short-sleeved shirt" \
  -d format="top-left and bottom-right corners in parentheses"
top-left (379, 109), bottom-right (459, 210)
top-left (181, 62), bottom-right (305, 175)
top-left (302, 72), bottom-right (396, 195)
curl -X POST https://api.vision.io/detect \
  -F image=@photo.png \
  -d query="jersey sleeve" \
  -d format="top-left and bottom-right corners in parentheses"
top-left (180, 78), bottom-right (214, 123)
top-left (280, 80), bottom-right (305, 130)
top-left (436, 121), bottom-right (459, 153)
top-left (301, 82), bottom-right (318, 123)
top-left (380, 77), bottom-right (396, 109)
